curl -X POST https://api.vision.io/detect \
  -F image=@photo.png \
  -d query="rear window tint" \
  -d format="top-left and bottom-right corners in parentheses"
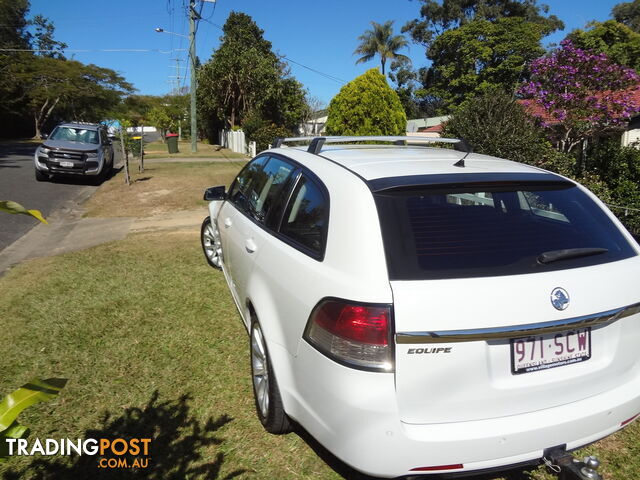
top-left (375, 182), bottom-right (636, 279)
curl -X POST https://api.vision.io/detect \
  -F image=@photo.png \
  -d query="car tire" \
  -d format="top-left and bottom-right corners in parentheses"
top-left (105, 154), bottom-right (114, 177)
top-left (35, 168), bottom-right (48, 182)
top-left (201, 216), bottom-right (222, 269)
top-left (250, 319), bottom-right (291, 434)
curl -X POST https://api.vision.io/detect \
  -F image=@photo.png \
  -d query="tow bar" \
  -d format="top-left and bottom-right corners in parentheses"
top-left (544, 446), bottom-right (604, 480)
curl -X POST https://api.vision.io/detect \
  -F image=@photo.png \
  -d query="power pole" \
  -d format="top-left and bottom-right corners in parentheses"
top-left (169, 58), bottom-right (185, 95)
top-left (189, 0), bottom-right (198, 153)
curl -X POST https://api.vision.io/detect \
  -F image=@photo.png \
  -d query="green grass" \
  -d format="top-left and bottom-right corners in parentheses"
top-left (143, 140), bottom-right (247, 160)
top-left (84, 161), bottom-right (244, 218)
top-left (0, 231), bottom-right (343, 479)
top-left (0, 232), bottom-right (638, 479)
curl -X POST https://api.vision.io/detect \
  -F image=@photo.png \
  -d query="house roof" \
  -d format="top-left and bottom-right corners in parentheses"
top-left (418, 124), bottom-right (444, 133)
top-left (519, 86), bottom-right (640, 125)
top-left (406, 115), bottom-right (450, 132)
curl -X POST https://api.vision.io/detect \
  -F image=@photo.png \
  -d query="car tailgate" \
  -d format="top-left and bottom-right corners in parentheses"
top-left (392, 258), bottom-right (640, 424)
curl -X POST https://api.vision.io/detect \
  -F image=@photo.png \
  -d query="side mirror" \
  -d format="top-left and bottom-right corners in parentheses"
top-left (40, 133), bottom-right (48, 140)
top-left (204, 185), bottom-right (227, 201)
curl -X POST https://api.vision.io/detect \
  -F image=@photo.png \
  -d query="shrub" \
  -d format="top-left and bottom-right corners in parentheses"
top-left (442, 89), bottom-right (557, 166)
top-left (586, 139), bottom-right (640, 233)
top-left (325, 69), bottom-right (406, 136)
top-left (243, 120), bottom-right (292, 152)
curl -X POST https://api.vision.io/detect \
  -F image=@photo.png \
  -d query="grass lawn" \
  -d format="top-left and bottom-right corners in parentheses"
top-left (142, 140), bottom-right (247, 160)
top-left (1, 232), bottom-right (638, 480)
top-left (84, 161), bottom-right (244, 218)
top-left (0, 231), bottom-right (345, 479)
top-left (1, 160), bottom-right (638, 479)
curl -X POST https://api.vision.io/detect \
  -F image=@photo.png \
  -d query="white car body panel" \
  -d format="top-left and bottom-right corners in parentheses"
top-left (205, 140), bottom-right (640, 477)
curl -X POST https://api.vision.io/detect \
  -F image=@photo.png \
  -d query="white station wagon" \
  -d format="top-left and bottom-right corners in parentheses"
top-left (201, 136), bottom-right (640, 478)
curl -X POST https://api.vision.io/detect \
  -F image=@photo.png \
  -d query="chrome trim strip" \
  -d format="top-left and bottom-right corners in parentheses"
top-left (396, 302), bottom-right (640, 344)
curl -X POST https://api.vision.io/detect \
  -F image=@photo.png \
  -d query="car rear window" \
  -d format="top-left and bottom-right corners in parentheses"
top-left (374, 181), bottom-right (636, 280)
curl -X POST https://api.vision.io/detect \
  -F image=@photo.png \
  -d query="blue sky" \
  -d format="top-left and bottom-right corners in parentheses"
top-left (30, 0), bottom-right (622, 105)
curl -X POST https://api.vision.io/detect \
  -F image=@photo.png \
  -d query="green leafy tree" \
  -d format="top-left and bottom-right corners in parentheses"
top-left (441, 88), bottom-right (563, 165)
top-left (147, 106), bottom-right (173, 141)
top-left (0, 0), bottom-right (33, 135)
top-left (585, 139), bottom-right (640, 233)
top-left (613, 0), bottom-right (640, 33)
top-left (12, 57), bottom-right (133, 138)
top-left (425, 17), bottom-right (545, 110)
top-left (29, 14), bottom-right (67, 58)
top-left (0, 0), bottom-right (31, 49)
top-left (567, 20), bottom-right (640, 72)
top-left (198, 12), bottom-right (280, 129)
top-left (354, 20), bottom-right (410, 75)
top-left (325, 68), bottom-right (407, 136)
top-left (197, 11), bottom-right (306, 143)
top-left (0, 1), bottom-right (132, 138)
top-left (388, 58), bottom-right (423, 118)
top-left (403, 0), bottom-right (563, 48)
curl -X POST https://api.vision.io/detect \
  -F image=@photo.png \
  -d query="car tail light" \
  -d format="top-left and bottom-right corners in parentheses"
top-left (304, 298), bottom-right (393, 371)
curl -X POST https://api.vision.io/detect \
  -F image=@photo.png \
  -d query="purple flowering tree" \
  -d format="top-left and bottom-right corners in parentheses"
top-left (519, 40), bottom-right (640, 154)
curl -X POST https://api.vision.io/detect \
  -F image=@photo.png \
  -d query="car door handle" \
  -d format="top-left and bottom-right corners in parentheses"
top-left (245, 238), bottom-right (257, 253)
top-left (224, 218), bottom-right (232, 228)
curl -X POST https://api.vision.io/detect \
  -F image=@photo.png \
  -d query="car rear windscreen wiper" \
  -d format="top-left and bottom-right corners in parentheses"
top-left (537, 247), bottom-right (608, 265)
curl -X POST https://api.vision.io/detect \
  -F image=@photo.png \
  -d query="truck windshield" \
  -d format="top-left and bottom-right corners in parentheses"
top-left (374, 181), bottom-right (636, 280)
top-left (50, 127), bottom-right (99, 144)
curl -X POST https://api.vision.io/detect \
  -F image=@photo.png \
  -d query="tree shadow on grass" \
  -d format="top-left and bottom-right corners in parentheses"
top-left (294, 423), bottom-right (539, 480)
top-left (3, 391), bottom-right (247, 480)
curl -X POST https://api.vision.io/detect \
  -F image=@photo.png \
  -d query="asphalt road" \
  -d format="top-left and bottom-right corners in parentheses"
top-left (0, 141), bottom-right (120, 251)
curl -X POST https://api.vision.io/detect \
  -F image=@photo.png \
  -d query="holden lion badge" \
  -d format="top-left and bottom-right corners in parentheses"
top-left (551, 287), bottom-right (570, 311)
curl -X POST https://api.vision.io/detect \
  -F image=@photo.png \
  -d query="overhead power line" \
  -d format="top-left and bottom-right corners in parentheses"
top-left (199, 18), bottom-right (346, 85)
top-left (0, 48), bottom-right (187, 54)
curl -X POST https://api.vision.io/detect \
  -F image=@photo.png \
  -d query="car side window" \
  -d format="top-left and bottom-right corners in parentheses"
top-left (228, 156), bottom-right (270, 219)
top-left (228, 156), bottom-right (296, 224)
top-left (253, 157), bottom-right (296, 223)
top-left (280, 175), bottom-right (328, 256)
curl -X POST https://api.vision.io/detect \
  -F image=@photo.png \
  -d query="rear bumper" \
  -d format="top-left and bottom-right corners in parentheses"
top-left (287, 340), bottom-right (640, 478)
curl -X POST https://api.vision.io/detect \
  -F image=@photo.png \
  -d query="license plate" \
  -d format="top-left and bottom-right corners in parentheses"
top-left (510, 328), bottom-right (591, 375)
top-left (59, 161), bottom-right (74, 167)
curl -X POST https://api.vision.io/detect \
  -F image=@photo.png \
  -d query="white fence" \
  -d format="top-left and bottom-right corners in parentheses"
top-left (219, 129), bottom-right (256, 157)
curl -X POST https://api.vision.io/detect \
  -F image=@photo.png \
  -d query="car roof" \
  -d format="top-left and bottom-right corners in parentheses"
top-left (57, 122), bottom-right (101, 130)
top-left (312, 145), bottom-right (542, 180)
top-left (270, 137), bottom-right (560, 186)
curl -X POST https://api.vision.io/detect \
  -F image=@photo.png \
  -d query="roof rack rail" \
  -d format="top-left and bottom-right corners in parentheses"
top-left (272, 135), bottom-right (473, 155)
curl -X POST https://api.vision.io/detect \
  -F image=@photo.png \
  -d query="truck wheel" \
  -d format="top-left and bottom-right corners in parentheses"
top-left (35, 168), bottom-right (48, 182)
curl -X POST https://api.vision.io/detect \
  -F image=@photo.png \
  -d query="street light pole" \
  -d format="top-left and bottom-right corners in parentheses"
top-left (189, 0), bottom-right (197, 153)
top-left (156, 2), bottom-right (200, 153)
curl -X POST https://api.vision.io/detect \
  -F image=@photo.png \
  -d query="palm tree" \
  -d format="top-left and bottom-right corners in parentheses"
top-left (354, 20), bottom-right (411, 75)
